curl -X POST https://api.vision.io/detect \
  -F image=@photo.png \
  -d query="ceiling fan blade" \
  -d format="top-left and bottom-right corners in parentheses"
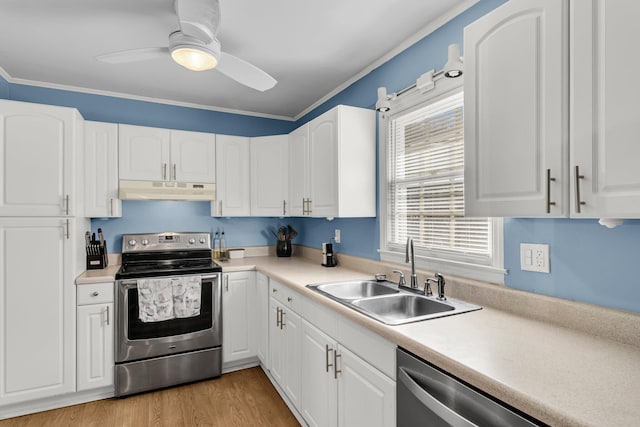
top-left (96, 47), bottom-right (169, 64)
top-left (217, 52), bottom-right (277, 92)
top-left (175, 0), bottom-right (219, 42)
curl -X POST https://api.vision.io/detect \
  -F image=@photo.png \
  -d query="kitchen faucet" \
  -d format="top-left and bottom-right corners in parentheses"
top-left (406, 237), bottom-right (418, 289)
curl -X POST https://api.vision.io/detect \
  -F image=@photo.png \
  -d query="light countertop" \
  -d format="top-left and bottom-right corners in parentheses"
top-left (76, 255), bottom-right (640, 427)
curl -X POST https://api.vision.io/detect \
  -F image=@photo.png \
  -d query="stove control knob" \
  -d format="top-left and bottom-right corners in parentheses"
top-left (199, 238), bottom-right (206, 244)
top-left (128, 239), bottom-right (137, 247)
top-left (189, 238), bottom-right (196, 245)
top-left (141, 239), bottom-right (149, 246)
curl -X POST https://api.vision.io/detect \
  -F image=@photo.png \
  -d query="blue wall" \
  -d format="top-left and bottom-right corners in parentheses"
top-left (2, 0), bottom-right (640, 314)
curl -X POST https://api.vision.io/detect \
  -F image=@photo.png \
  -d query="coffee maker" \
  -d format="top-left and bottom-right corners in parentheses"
top-left (322, 242), bottom-right (337, 267)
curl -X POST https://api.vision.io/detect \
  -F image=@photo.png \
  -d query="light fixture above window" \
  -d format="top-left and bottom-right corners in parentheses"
top-left (443, 44), bottom-right (463, 78)
top-left (376, 87), bottom-right (391, 112)
top-left (169, 31), bottom-right (220, 71)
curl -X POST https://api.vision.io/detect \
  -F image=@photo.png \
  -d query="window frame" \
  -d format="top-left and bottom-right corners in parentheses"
top-left (378, 77), bottom-right (506, 284)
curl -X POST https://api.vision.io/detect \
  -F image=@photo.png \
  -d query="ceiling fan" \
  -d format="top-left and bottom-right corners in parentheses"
top-left (96, 0), bottom-right (276, 92)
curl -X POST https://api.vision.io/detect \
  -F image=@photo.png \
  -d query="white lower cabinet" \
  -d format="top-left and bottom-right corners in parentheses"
top-left (269, 279), bottom-right (302, 409)
top-left (300, 320), bottom-right (395, 427)
top-left (222, 271), bottom-right (257, 368)
top-left (76, 282), bottom-right (114, 392)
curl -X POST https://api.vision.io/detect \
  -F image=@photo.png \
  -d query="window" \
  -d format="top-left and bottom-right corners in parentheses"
top-left (379, 81), bottom-right (504, 283)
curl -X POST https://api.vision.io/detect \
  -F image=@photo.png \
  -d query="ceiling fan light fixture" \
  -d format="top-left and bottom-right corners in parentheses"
top-left (169, 31), bottom-right (220, 71)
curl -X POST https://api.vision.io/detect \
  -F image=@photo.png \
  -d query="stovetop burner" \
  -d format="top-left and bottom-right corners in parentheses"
top-left (115, 232), bottom-right (222, 280)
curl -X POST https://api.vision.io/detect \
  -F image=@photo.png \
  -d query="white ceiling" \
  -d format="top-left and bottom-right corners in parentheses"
top-left (0, 0), bottom-right (470, 120)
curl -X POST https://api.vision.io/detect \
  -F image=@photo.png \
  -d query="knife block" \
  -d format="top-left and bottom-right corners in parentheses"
top-left (86, 242), bottom-right (108, 270)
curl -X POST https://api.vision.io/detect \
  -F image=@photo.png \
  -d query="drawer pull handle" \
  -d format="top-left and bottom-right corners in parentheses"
top-left (325, 344), bottom-right (333, 373)
top-left (287, 296), bottom-right (292, 302)
top-left (334, 351), bottom-right (342, 379)
top-left (91, 291), bottom-right (99, 297)
top-left (105, 306), bottom-right (110, 326)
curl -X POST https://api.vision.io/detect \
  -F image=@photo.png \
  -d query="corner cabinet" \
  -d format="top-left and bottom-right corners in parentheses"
top-left (250, 135), bottom-right (289, 216)
top-left (255, 272), bottom-right (269, 366)
top-left (119, 124), bottom-right (215, 184)
top-left (0, 100), bottom-right (83, 217)
top-left (76, 283), bottom-right (114, 392)
top-left (464, 0), bottom-right (568, 217)
top-left (465, 0), bottom-right (640, 222)
top-left (84, 121), bottom-right (121, 218)
top-left (212, 135), bottom-right (251, 217)
top-left (221, 271), bottom-right (257, 368)
top-left (289, 105), bottom-right (376, 218)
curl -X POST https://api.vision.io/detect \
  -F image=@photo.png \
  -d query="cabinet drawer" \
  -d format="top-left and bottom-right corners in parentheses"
top-left (77, 282), bottom-right (114, 305)
top-left (270, 278), bottom-right (303, 312)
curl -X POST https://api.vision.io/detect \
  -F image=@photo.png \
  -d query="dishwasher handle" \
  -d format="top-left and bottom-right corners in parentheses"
top-left (398, 367), bottom-right (477, 427)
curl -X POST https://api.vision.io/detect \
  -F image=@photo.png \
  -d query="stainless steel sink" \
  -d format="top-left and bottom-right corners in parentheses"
top-left (314, 280), bottom-right (399, 300)
top-left (307, 279), bottom-right (481, 325)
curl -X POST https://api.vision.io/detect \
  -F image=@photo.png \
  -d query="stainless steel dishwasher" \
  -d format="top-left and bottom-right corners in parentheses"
top-left (397, 348), bottom-right (544, 426)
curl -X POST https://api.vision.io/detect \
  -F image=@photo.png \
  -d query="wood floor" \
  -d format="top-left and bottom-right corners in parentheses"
top-left (1, 368), bottom-right (300, 427)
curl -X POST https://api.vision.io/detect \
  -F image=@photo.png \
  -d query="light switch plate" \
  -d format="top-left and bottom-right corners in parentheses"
top-left (334, 229), bottom-right (341, 243)
top-left (520, 243), bottom-right (550, 273)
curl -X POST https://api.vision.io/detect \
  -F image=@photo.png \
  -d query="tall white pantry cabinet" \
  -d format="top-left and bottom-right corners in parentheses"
top-left (0, 100), bottom-right (89, 409)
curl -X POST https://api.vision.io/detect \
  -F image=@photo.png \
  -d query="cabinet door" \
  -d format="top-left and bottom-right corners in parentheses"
top-left (0, 100), bottom-right (78, 216)
top-left (464, 0), bottom-right (568, 217)
top-left (300, 320), bottom-right (338, 427)
top-left (0, 219), bottom-right (75, 405)
top-left (255, 273), bottom-right (269, 367)
top-left (85, 121), bottom-right (121, 218)
top-left (213, 135), bottom-right (250, 216)
top-left (571, 0), bottom-right (640, 218)
top-left (308, 109), bottom-right (339, 218)
top-left (118, 124), bottom-right (170, 181)
top-left (288, 124), bottom-right (309, 216)
top-left (77, 303), bottom-right (114, 391)
top-left (269, 297), bottom-right (285, 386)
top-left (222, 272), bottom-right (256, 365)
top-left (251, 135), bottom-right (289, 216)
top-left (337, 346), bottom-right (395, 427)
top-left (170, 130), bottom-right (216, 183)
top-left (282, 308), bottom-right (301, 409)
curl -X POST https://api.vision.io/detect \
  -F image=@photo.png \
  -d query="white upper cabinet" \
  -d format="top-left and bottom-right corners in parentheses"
top-left (0, 100), bottom-right (82, 217)
top-left (170, 129), bottom-right (216, 183)
top-left (84, 121), bottom-right (121, 218)
top-left (119, 124), bottom-right (215, 183)
top-left (570, 0), bottom-right (640, 219)
top-left (251, 135), bottom-right (289, 216)
top-left (212, 134), bottom-right (251, 216)
top-left (464, 0), bottom-right (568, 217)
top-left (289, 105), bottom-right (376, 218)
top-left (119, 124), bottom-right (170, 181)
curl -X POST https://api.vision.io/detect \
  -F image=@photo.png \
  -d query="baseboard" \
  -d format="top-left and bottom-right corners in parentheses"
top-left (259, 365), bottom-right (307, 427)
top-left (0, 386), bottom-right (114, 420)
top-left (222, 357), bottom-right (260, 374)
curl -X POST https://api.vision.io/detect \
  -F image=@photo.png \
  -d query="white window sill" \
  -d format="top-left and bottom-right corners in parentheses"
top-left (379, 250), bottom-right (506, 285)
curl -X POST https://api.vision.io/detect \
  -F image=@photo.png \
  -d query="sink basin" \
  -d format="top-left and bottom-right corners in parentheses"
top-left (307, 278), bottom-right (481, 325)
top-left (314, 280), bottom-right (399, 300)
top-left (352, 294), bottom-right (454, 325)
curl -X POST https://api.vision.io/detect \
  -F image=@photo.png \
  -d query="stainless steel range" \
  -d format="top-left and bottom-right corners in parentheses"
top-left (114, 232), bottom-right (222, 397)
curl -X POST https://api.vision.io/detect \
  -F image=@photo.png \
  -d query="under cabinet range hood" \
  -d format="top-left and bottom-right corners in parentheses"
top-left (119, 180), bottom-right (216, 201)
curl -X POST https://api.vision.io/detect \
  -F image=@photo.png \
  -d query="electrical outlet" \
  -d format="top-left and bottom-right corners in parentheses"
top-left (520, 243), bottom-right (550, 273)
top-left (334, 229), bottom-right (341, 243)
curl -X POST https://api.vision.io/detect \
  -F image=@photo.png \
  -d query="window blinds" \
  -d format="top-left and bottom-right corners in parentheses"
top-left (387, 91), bottom-right (491, 259)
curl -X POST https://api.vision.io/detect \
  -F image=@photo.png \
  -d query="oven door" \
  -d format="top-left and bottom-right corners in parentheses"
top-left (115, 273), bottom-right (221, 363)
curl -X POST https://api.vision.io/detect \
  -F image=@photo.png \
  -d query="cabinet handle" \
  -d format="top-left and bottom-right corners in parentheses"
top-left (276, 307), bottom-right (281, 328)
top-left (219, 200), bottom-right (223, 216)
top-left (225, 276), bottom-right (229, 292)
top-left (302, 198), bottom-right (306, 214)
top-left (91, 291), bottom-right (99, 297)
top-left (287, 296), bottom-right (292, 303)
top-left (65, 219), bottom-right (70, 239)
top-left (163, 163), bottom-right (167, 180)
top-left (105, 306), bottom-right (110, 326)
top-left (280, 310), bottom-right (286, 329)
top-left (65, 195), bottom-right (70, 215)
top-left (283, 200), bottom-right (286, 216)
top-left (325, 344), bottom-right (334, 373)
top-left (546, 169), bottom-right (556, 214)
top-left (110, 198), bottom-right (114, 216)
top-left (173, 163), bottom-right (177, 181)
top-left (334, 351), bottom-right (341, 379)
top-left (575, 165), bottom-right (586, 213)
top-left (307, 198), bottom-right (312, 215)
top-left (272, 288), bottom-right (278, 293)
